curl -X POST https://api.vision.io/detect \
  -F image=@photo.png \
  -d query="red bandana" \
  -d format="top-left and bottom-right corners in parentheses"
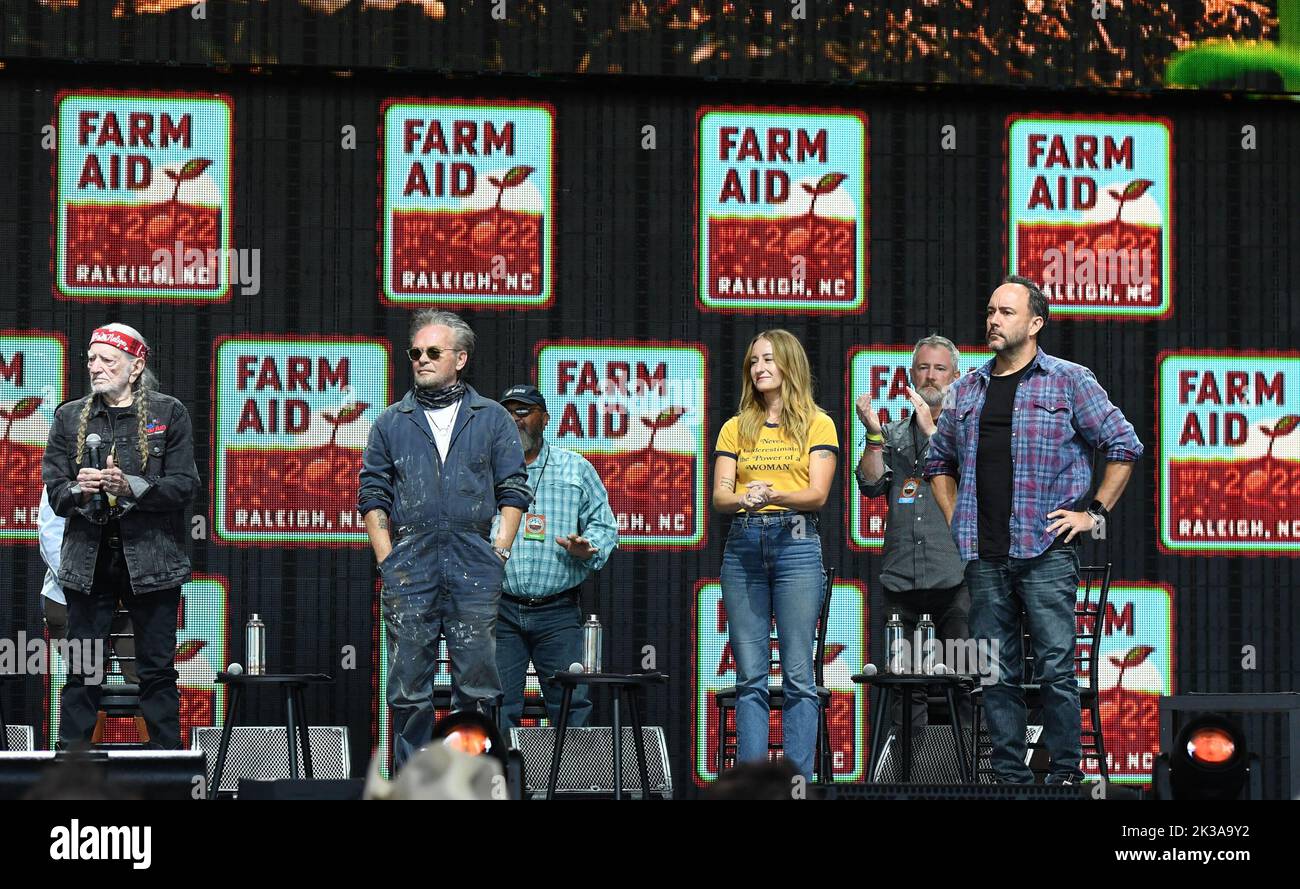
top-left (90, 327), bottom-right (150, 360)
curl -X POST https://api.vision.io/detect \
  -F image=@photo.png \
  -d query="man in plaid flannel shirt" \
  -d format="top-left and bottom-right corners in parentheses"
top-left (493, 384), bottom-right (619, 730)
top-left (925, 276), bottom-right (1143, 785)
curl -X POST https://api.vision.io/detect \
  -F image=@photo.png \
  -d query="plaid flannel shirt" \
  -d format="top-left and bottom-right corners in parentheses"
top-left (924, 348), bottom-right (1143, 561)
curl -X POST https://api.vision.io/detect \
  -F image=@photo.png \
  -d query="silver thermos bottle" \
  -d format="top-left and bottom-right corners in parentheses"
top-left (885, 613), bottom-right (907, 674)
top-left (915, 613), bottom-right (937, 675)
top-left (246, 613), bottom-right (266, 676)
top-left (582, 614), bottom-right (603, 674)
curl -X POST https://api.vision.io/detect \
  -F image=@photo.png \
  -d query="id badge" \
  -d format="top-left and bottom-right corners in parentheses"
top-left (897, 477), bottom-right (921, 505)
top-left (523, 513), bottom-right (547, 541)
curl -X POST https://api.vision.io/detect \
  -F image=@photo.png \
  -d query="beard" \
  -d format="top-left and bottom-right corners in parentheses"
top-left (916, 384), bottom-right (945, 408)
top-left (517, 425), bottom-right (541, 453)
top-left (988, 327), bottom-right (1027, 353)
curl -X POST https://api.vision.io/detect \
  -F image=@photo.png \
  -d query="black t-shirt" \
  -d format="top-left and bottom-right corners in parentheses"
top-left (101, 404), bottom-right (133, 540)
top-left (976, 363), bottom-right (1029, 559)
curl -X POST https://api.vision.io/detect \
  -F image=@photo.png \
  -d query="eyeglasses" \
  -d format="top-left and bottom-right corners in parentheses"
top-left (507, 405), bottom-right (540, 417)
top-left (407, 346), bottom-right (461, 363)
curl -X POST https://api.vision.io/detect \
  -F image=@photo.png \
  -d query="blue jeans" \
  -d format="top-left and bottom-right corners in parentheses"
top-left (967, 547), bottom-right (1084, 784)
top-left (720, 512), bottom-right (824, 780)
top-left (496, 592), bottom-right (591, 730)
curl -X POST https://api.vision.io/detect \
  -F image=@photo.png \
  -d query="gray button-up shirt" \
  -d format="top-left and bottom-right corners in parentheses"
top-left (855, 414), bottom-right (964, 594)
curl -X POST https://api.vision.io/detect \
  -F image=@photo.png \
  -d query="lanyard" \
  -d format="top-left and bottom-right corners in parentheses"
top-left (527, 444), bottom-right (552, 507)
top-left (909, 414), bottom-right (929, 474)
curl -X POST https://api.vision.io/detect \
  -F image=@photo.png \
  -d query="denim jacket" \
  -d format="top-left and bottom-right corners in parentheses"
top-left (41, 391), bottom-right (200, 595)
top-left (357, 385), bottom-right (531, 535)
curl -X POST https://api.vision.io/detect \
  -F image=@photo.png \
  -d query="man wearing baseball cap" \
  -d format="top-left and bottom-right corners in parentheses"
top-left (41, 323), bottom-right (199, 750)
top-left (493, 384), bottom-right (619, 729)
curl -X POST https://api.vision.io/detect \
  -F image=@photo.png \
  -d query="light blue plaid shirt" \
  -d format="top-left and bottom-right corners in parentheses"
top-left (493, 439), bottom-right (619, 598)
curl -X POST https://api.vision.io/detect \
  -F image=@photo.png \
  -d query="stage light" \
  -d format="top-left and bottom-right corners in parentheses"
top-left (1154, 715), bottom-right (1254, 800)
top-left (430, 710), bottom-right (508, 769)
top-left (1186, 726), bottom-right (1235, 765)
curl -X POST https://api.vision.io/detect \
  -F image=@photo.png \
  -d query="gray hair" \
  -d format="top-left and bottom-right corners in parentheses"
top-left (912, 334), bottom-right (960, 369)
top-left (409, 310), bottom-right (476, 359)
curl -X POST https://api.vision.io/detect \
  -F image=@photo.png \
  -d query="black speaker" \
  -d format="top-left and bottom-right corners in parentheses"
top-left (3, 725), bottom-right (35, 752)
top-left (236, 779), bottom-right (365, 800)
top-left (508, 726), bottom-right (672, 799)
top-left (192, 726), bottom-right (351, 795)
top-left (823, 782), bottom-right (1085, 801)
top-left (0, 750), bottom-right (207, 800)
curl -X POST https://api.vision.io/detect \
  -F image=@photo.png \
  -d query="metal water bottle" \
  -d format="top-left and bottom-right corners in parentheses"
top-left (885, 613), bottom-right (907, 674)
top-left (582, 614), bottom-right (603, 674)
top-left (915, 613), bottom-right (937, 675)
top-left (245, 614), bottom-right (266, 676)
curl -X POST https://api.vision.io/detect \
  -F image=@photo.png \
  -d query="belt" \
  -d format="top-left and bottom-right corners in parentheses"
top-left (394, 517), bottom-right (491, 539)
top-left (503, 586), bottom-right (580, 607)
top-left (106, 536), bottom-right (123, 549)
top-left (734, 510), bottom-right (818, 527)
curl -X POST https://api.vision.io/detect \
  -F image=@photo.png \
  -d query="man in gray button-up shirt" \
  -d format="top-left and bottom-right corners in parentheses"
top-left (855, 335), bottom-right (970, 729)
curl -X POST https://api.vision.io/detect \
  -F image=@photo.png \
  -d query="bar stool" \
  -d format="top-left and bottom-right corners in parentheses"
top-left (855, 671), bottom-right (974, 783)
top-left (209, 672), bottom-right (333, 799)
top-left (545, 670), bottom-right (668, 800)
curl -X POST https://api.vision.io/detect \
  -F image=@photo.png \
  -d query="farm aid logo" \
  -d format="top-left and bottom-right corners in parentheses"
top-left (693, 579), bottom-right (869, 784)
top-left (1158, 353), bottom-right (1300, 554)
top-left (697, 106), bottom-right (868, 313)
top-left (49, 575), bottom-right (228, 746)
top-left (380, 99), bottom-right (554, 307)
top-left (0, 333), bottom-right (65, 542)
top-left (845, 346), bottom-right (990, 549)
top-left (536, 341), bottom-right (707, 548)
top-left (213, 336), bottom-right (388, 545)
top-left (55, 91), bottom-right (234, 302)
top-left (1083, 583), bottom-right (1174, 783)
top-left (1007, 115), bottom-right (1172, 319)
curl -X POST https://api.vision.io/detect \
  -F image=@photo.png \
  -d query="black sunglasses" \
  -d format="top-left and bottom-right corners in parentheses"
top-left (407, 346), bottom-right (461, 362)
top-left (507, 405), bottom-right (541, 417)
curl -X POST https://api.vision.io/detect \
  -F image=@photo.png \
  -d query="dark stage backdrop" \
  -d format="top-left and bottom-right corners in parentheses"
top-left (0, 62), bottom-right (1297, 795)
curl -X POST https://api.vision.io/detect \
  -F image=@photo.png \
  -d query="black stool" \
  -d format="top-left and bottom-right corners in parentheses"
top-left (209, 672), bottom-right (333, 799)
top-left (855, 672), bottom-right (973, 783)
top-left (546, 671), bottom-right (668, 800)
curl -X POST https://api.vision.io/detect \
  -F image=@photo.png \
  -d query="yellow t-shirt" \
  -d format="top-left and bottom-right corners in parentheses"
top-left (715, 412), bottom-right (839, 512)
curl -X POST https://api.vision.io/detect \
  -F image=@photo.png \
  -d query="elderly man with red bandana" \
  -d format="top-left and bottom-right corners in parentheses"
top-left (41, 323), bottom-right (200, 750)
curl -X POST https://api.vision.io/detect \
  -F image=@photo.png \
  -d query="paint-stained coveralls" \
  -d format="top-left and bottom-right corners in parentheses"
top-left (358, 384), bottom-right (530, 769)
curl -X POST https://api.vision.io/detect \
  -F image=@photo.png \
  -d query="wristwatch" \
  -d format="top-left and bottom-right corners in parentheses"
top-left (1086, 499), bottom-right (1109, 525)
top-left (493, 546), bottom-right (512, 561)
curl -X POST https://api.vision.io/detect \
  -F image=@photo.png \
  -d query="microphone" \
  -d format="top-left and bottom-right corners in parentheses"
top-left (932, 663), bottom-right (951, 675)
top-left (568, 662), bottom-right (584, 674)
top-left (84, 433), bottom-right (107, 512)
top-left (226, 663), bottom-right (244, 676)
top-left (859, 663), bottom-right (878, 677)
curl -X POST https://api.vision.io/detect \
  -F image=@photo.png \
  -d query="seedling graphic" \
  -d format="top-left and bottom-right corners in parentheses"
top-left (801, 172), bottom-right (847, 221)
top-left (1109, 644), bottom-right (1155, 691)
top-left (1109, 178), bottom-right (1154, 229)
top-left (1260, 414), bottom-right (1300, 458)
top-left (488, 165), bottom-right (534, 211)
top-left (0, 397), bottom-right (41, 441)
top-left (323, 402), bottom-right (371, 447)
top-left (642, 406), bottom-right (687, 453)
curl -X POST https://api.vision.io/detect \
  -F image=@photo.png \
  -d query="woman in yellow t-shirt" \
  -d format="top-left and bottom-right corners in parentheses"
top-left (712, 329), bottom-right (838, 780)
